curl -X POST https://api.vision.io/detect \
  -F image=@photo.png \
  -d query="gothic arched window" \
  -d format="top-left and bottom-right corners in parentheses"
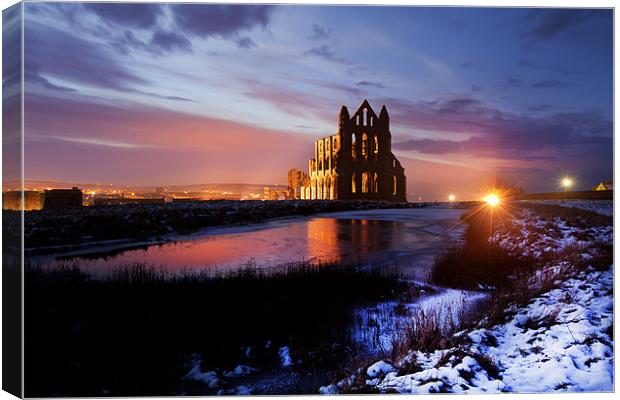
top-left (361, 133), bottom-right (368, 158)
top-left (373, 173), bottom-right (379, 193)
top-left (352, 173), bottom-right (357, 193)
top-left (393, 175), bottom-right (398, 195)
top-left (373, 136), bottom-right (379, 154)
top-left (362, 172), bottom-right (370, 193)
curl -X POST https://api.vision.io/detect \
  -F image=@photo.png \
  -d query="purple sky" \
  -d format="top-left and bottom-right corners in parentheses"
top-left (14, 3), bottom-right (613, 200)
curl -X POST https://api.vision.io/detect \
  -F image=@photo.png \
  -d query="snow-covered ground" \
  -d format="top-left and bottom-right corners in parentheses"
top-left (519, 199), bottom-right (613, 217)
top-left (351, 286), bottom-right (485, 356)
top-left (321, 204), bottom-right (614, 394)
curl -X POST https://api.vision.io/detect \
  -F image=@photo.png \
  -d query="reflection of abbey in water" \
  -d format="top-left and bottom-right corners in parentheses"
top-left (292, 100), bottom-right (406, 202)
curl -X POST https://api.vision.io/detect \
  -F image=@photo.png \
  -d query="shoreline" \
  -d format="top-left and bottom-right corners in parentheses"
top-left (14, 200), bottom-right (476, 251)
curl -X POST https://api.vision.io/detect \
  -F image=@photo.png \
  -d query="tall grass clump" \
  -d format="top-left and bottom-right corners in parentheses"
top-left (430, 205), bottom-right (534, 289)
top-left (25, 260), bottom-right (411, 397)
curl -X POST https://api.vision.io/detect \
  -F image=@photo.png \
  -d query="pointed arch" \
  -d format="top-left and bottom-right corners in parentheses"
top-left (361, 133), bottom-right (368, 158)
top-left (373, 173), bottom-right (379, 193)
top-left (393, 175), bottom-right (397, 195)
top-left (373, 135), bottom-right (379, 154)
top-left (363, 108), bottom-right (368, 126)
top-left (362, 172), bottom-right (370, 193)
top-left (351, 133), bottom-right (357, 160)
top-left (351, 173), bottom-right (357, 193)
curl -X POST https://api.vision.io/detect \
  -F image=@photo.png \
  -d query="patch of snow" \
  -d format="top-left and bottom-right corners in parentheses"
top-left (367, 360), bottom-right (396, 378)
top-left (519, 200), bottom-right (613, 217)
top-left (222, 365), bottom-right (258, 378)
top-left (185, 357), bottom-right (219, 389)
top-left (319, 384), bottom-right (339, 394)
top-left (279, 346), bottom-right (293, 367)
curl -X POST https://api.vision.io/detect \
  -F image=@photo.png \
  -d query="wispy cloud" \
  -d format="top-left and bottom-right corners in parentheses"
top-left (530, 79), bottom-right (572, 89)
top-left (304, 45), bottom-right (351, 65)
top-left (34, 135), bottom-right (160, 149)
top-left (308, 24), bottom-right (331, 41)
top-left (356, 81), bottom-right (385, 89)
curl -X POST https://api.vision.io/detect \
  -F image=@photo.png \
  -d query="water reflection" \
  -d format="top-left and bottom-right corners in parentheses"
top-left (35, 209), bottom-right (464, 277)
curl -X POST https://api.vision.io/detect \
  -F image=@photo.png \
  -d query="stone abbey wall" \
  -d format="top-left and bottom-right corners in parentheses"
top-left (300, 100), bottom-right (406, 202)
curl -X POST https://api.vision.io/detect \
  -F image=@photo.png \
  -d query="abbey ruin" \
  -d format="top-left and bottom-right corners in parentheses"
top-left (294, 100), bottom-right (406, 202)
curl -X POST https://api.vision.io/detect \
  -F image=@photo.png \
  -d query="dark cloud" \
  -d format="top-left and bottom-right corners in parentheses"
top-left (497, 75), bottom-right (524, 89)
top-left (24, 22), bottom-right (194, 103)
top-left (150, 30), bottom-right (193, 54)
top-left (521, 9), bottom-right (603, 43)
top-left (385, 95), bottom-right (611, 162)
top-left (516, 59), bottom-right (580, 75)
top-left (530, 79), bottom-right (572, 89)
top-left (110, 29), bottom-right (193, 57)
top-left (170, 4), bottom-right (273, 38)
top-left (528, 104), bottom-right (553, 113)
top-left (2, 4), bottom-right (21, 91)
top-left (25, 22), bottom-right (148, 91)
top-left (356, 81), bottom-right (385, 89)
top-left (461, 61), bottom-right (474, 68)
top-left (236, 37), bottom-right (257, 49)
top-left (109, 30), bottom-right (151, 56)
top-left (309, 24), bottom-right (330, 41)
top-left (84, 3), bottom-right (163, 29)
top-left (305, 45), bottom-right (351, 64)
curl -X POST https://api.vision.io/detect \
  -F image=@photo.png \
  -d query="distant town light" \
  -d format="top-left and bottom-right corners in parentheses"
top-left (484, 193), bottom-right (500, 207)
top-left (448, 194), bottom-right (456, 202)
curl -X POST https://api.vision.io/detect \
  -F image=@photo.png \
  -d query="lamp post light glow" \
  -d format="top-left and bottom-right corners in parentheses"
top-left (561, 177), bottom-right (574, 192)
top-left (484, 193), bottom-right (500, 207)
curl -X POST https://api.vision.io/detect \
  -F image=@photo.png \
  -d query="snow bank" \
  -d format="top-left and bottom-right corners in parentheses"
top-left (374, 265), bottom-right (613, 394)
top-left (520, 200), bottom-right (613, 217)
top-left (367, 361), bottom-right (396, 378)
top-left (323, 205), bottom-right (614, 394)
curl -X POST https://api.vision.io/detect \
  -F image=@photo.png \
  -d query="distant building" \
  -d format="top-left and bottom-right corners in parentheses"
top-left (43, 187), bottom-right (83, 209)
top-left (287, 169), bottom-right (309, 200)
top-left (300, 100), bottom-right (406, 201)
top-left (592, 181), bottom-right (613, 191)
top-left (263, 186), bottom-right (288, 200)
top-left (2, 190), bottom-right (44, 211)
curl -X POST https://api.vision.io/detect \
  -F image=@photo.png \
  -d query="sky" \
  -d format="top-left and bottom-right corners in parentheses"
top-left (13, 2), bottom-right (614, 200)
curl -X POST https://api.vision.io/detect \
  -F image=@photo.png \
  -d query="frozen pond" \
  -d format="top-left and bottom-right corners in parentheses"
top-left (34, 208), bottom-right (466, 278)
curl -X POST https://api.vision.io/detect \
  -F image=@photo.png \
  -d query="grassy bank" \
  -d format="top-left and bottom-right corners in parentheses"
top-left (421, 203), bottom-right (610, 348)
top-left (25, 260), bottom-right (424, 396)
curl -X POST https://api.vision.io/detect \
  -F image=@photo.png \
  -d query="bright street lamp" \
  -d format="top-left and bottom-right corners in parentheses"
top-left (561, 177), bottom-right (574, 192)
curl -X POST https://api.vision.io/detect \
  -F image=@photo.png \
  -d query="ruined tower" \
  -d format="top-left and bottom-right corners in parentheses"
top-left (301, 100), bottom-right (406, 202)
